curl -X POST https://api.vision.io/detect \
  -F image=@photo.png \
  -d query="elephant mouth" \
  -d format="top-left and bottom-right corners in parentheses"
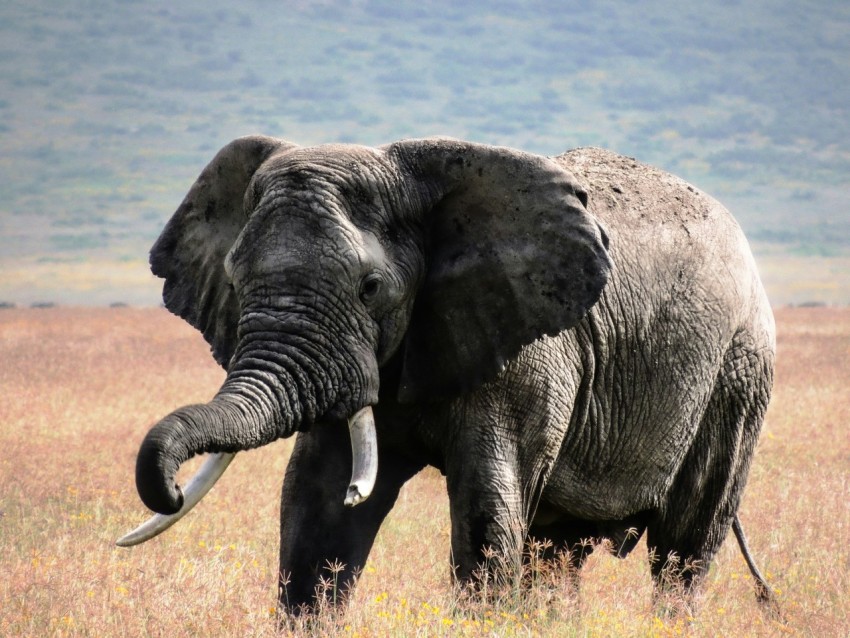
top-left (116, 406), bottom-right (378, 547)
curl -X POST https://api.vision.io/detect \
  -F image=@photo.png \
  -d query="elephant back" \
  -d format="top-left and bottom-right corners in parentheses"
top-left (553, 147), bottom-right (769, 332)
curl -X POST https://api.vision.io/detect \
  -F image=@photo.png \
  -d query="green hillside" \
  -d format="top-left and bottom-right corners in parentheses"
top-left (0, 0), bottom-right (848, 305)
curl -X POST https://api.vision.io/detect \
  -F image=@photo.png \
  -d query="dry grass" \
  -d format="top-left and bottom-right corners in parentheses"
top-left (1, 306), bottom-right (847, 637)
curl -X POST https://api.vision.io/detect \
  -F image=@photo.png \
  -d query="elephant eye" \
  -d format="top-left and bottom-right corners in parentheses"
top-left (359, 272), bottom-right (383, 304)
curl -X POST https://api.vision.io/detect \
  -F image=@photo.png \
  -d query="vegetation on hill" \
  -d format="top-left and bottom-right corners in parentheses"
top-left (1, 1), bottom-right (847, 304)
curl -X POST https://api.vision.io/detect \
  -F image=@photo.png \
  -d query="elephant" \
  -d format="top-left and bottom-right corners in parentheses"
top-left (118, 136), bottom-right (776, 615)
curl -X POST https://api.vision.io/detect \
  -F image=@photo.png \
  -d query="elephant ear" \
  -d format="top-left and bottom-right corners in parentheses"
top-left (387, 138), bottom-right (612, 402)
top-left (150, 135), bottom-right (297, 368)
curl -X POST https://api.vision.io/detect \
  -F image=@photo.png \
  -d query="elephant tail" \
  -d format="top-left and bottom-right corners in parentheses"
top-left (732, 515), bottom-right (781, 616)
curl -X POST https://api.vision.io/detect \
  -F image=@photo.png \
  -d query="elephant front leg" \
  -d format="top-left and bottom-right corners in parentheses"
top-left (278, 423), bottom-right (422, 616)
top-left (446, 440), bottom-right (528, 591)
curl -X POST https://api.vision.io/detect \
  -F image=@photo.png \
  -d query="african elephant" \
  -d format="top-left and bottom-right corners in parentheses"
top-left (118, 136), bottom-right (776, 614)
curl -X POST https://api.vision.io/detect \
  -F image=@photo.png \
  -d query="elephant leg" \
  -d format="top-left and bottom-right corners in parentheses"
top-left (647, 341), bottom-right (773, 602)
top-left (445, 422), bottom-right (529, 591)
top-left (278, 423), bottom-right (423, 615)
top-left (444, 366), bottom-right (569, 594)
top-left (447, 474), bottom-right (526, 591)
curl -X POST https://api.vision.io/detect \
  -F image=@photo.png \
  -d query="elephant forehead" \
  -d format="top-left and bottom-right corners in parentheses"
top-left (234, 203), bottom-right (383, 281)
top-left (278, 142), bottom-right (381, 163)
top-left (260, 144), bottom-right (390, 189)
top-left (260, 147), bottom-right (402, 211)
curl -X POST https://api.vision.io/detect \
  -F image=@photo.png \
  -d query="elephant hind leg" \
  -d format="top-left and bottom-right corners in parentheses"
top-left (647, 340), bottom-right (773, 608)
top-left (646, 338), bottom-right (774, 602)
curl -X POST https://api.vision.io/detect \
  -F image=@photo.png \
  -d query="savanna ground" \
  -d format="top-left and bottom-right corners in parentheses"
top-left (1, 307), bottom-right (847, 637)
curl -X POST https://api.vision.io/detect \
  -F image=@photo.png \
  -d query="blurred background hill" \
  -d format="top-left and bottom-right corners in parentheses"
top-left (1, 0), bottom-right (848, 307)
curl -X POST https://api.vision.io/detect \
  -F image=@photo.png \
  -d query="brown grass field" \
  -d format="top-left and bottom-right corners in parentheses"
top-left (1, 307), bottom-right (847, 637)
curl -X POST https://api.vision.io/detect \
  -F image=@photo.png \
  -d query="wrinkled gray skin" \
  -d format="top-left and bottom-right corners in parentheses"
top-left (133, 136), bottom-right (775, 614)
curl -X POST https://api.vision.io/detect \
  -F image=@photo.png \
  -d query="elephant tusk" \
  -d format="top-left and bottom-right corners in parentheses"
top-left (344, 406), bottom-right (378, 507)
top-left (116, 452), bottom-right (236, 547)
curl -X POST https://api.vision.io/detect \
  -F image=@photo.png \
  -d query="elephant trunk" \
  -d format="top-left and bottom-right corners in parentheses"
top-left (135, 311), bottom-right (349, 516)
top-left (135, 373), bottom-right (286, 515)
top-left (119, 406), bottom-right (377, 547)
top-left (121, 312), bottom-right (380, 545)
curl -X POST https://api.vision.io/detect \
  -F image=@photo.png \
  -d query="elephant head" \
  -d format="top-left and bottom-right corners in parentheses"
top-left (119, 135), bottom-right (611, 543)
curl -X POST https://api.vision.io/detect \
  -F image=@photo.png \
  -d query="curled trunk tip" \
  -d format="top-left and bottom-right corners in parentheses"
top-left (117, 452), bottom-right (236, 547)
